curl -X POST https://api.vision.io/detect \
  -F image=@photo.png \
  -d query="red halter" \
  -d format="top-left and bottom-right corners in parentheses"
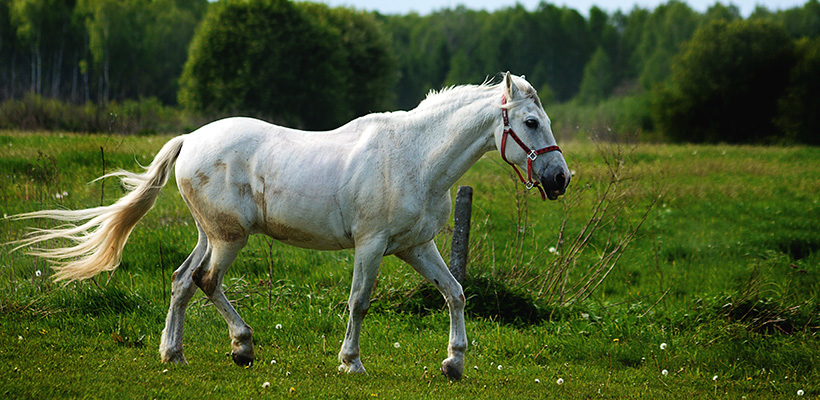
top-left (500, 95), bottom-right (562, 201)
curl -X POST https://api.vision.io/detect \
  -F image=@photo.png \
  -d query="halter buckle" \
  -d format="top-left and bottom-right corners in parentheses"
top-left (527, 150), bottom-right (538, 161)
top-left (525, 181), bottom-right (535, 190)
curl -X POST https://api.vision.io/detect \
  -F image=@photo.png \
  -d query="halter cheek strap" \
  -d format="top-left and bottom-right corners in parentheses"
top-left (500, 95), bottom-right (562, 201)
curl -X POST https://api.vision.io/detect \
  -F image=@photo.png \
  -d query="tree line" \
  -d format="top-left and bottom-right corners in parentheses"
top-left (1, 0), bottom-right (818, 142)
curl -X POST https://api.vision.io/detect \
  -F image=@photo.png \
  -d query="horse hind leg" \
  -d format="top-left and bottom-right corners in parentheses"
top-left (159, 224), bottom-right (210, 364)
top-left (192, 238), bottom-right (255, 366)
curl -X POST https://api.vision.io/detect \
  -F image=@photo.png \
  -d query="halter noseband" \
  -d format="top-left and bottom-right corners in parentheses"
top-left (500, 94), bottom-right (562, 201)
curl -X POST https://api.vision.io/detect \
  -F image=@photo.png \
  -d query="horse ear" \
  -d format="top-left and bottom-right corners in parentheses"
top-left (504, 71), bottom-right (521, 100)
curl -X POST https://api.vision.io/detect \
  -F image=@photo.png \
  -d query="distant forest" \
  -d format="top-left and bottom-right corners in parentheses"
top-left (1, 0), bottom-right (819, 142)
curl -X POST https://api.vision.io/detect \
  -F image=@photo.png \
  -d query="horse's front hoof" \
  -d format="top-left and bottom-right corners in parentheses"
top-left (231, 350), bottom-right (254, 367)
top-left (440, 357), bottom-right (464, 380)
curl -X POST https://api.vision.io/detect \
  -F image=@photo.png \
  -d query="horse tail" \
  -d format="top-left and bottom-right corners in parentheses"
top-left (10, 135), bottom-right (187, 282)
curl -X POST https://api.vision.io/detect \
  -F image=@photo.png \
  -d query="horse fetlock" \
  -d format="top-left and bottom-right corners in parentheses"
top-left (440, 356), bottom-right (464, 381)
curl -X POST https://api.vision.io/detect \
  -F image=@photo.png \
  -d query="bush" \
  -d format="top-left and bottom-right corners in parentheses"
top-left (775, 37), bottom-right (820, 145)
top-left (652, 20), bottom-right (796, 144)
top-left (179, 0), bottom-right (394, 130)
top-left (0, 94), bottom-right (186, 134)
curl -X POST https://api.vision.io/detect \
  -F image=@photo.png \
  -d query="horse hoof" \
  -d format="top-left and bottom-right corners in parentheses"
top-left (338, 360), bottom-right (367, 374)
top-left (231, 351), bottom-right (254, 367)
top-left (161, 350), bottom-right (188, 365)
top-left (440, 358), bottom-right (464, 381)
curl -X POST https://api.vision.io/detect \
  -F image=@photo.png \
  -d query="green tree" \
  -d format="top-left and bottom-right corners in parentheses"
top-left (180, 0), bottom-right (392, 129)
top-left (577, 46), bottom-right (614, 103)
top-left (776, 37), bottom-right (820, 145)
top-left (653, 19), bottom-right (796, 143)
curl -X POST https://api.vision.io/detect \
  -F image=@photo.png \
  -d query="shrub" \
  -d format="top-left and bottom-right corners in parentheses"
top-left (652, 20), bottom-right (796, 144)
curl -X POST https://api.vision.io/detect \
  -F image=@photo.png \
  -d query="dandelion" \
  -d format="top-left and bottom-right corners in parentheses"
top-left (275, 323), bottom-right (282, 330)
top-left (662, 369), bottom-right (668, 376)
top-left (613, 338), bottom-right (619, 343)
top-left (497, 365), bottom-right (503, 370)
top-left (393, 342), bottom-right (400, 348)
top-left (261, 381), bottom-right (270, 388)
top-left (289, 387), bottom-right (296, 393)
top-left (660, 342), bottom-right (667, 350)
top-left (556, 378), bottom-right (564, 385)
top-left (797, 390), bottom-right (804, 396)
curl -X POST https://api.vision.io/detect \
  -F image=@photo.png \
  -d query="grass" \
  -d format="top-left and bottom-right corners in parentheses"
top-left (1, 130), bottom-right (819, 398)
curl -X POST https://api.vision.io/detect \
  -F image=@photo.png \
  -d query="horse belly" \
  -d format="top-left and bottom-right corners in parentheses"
top-left (259, 216), bottom-right (352, 250)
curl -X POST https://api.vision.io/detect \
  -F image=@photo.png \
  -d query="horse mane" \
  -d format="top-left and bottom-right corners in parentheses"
top-left (416, 74), bottom-right (541, 112)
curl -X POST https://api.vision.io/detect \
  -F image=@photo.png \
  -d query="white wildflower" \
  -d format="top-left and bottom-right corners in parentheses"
top-left (712, 375), bottom-right (718, 381)
top-left (270, 359), bottom-right (276, 364)
top-left (393, 342), bottom-right (400, 348)
top-left (534, 378), bottom-right (540, 384)
top-left (497, 365), bottom-right (503, 370)
top-left (660, 342), bottom-right (667, 350)
top-left (548, 246), bottom-right (557, 254)
top-left (662, 369), bottom-right (668, 376)
top-left (556, 378), bottom-right (564, 385)
top-left (797, 390), bottom-right (804, 396)
top-left (35, 270), bottom-right (42, 277)
top-left (275, 323), bottom-right (282, 330)
top-left (262, 381), bottom-right (270, 388)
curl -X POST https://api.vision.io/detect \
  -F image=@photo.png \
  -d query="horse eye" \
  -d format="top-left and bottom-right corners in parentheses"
top-left (525, 118), bottom-right (539, 129)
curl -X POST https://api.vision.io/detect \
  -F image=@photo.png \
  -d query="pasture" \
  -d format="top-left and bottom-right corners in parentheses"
top-left (1, 131), bottom-right (818, 398)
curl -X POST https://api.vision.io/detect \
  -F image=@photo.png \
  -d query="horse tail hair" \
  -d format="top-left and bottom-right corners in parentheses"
top-left (10, 135), bottom-right (187, 282)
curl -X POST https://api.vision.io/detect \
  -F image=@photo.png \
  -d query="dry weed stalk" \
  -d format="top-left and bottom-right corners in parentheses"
top-left (536, 140), bottom-right (661, 306)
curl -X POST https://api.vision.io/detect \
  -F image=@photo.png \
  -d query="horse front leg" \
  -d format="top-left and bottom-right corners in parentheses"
top-left (396, 240), bottom-right (467, 380)
top-left (338, 237), bottom-right (387, 374)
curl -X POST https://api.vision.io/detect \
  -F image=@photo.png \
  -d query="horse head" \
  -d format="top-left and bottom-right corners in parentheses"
top-left (494, 72), bottom-right (570, 200)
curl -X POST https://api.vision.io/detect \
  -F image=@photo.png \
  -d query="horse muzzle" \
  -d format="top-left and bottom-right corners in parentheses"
top-left (539, 162), bottom-right (570, 201)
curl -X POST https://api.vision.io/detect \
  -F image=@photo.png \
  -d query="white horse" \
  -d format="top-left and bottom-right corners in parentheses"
top-left (12, 72), bottom-right (569, 380)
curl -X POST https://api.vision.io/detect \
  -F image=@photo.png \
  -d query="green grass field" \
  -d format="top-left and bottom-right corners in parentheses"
top-left (1, 131), bottom-right (819, 398)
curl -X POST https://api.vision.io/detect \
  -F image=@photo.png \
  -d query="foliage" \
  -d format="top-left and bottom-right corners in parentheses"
top-left (179, 0), bottom-right (393, 130)
top-left (775, 37), bottom-right (820, 145)
top-left (0, 93), bottom-right (188, 133)
top-left (652, 19), bottom-right (796, 144)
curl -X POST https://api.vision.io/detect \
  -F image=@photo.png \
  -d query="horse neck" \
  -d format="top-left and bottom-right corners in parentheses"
top-left (415, 88), bottom-right (500, 196)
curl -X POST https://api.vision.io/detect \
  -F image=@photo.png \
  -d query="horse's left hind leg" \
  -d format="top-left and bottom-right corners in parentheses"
top-left (160, 225), bottom-right (210, 364)
top-left (193, 238), bottom-right (255, 366)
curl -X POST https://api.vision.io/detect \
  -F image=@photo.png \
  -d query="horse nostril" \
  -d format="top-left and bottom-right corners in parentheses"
top-left (555, 172), bottom-right (566, 188)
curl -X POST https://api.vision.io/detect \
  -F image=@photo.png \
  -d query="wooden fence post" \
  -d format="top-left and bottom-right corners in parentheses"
top-left (449, 185), bottom-right (473, 283)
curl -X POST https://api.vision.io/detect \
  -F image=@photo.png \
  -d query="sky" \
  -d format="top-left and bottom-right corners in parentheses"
top-left (306, 0), bottom-right (811, 16)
